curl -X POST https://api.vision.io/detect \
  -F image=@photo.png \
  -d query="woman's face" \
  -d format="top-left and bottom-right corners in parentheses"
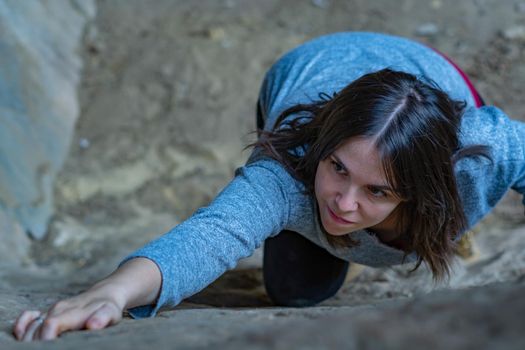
top-left (314, 137), bottom-right (402, 236)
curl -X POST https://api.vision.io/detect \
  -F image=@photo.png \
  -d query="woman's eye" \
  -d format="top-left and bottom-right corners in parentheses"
top-left (369, 187), bottom-right (387, 198)
top-left (331, 160), bottom-right (344, 173)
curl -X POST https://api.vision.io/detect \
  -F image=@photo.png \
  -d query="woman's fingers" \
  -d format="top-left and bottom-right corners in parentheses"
top-left (32, 301), bottom-right (122, 341)
top-left (13, 310), bottom-right (41, 340)
top-left (22, 314), bottom-right (45, 342)
top-left (37, 305), bottom-right (99, 340)
top-left (86, 303), bottom-right (121, 330)
top-left (13, 285), bottom-right (126, 342)
top-left (37, 314), bottom-right (64, 341)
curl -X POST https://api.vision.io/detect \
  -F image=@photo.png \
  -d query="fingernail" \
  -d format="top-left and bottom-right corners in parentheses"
top-left (88, 320), bottom-right (100, 329)
top-left (42, 332), bottom-right (55, 341)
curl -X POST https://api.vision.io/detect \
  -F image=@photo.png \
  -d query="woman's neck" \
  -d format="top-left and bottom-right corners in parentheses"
top-left (368, 209), bottom-right (411, 252)
top-left (369, 223), bottom-right (400, 243)
top-left (368, 210), bottom-right (400, 242)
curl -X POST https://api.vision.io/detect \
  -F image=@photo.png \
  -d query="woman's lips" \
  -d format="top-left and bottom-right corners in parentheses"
top-left (327, 206), bottom-right (355, 225)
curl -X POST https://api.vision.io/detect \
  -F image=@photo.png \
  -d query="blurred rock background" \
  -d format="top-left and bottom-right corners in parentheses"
top-left (1, 0), bottom-right (525, 348)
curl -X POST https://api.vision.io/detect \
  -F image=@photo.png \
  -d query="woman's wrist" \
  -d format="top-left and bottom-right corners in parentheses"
top-left (89, 257), bottom-right (162, 311)
top-left (86, 279), bottom-right (129, 312)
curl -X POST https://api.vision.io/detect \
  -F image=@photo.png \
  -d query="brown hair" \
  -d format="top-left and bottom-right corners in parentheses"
top-left (252, 69), bottom-right (490, 281)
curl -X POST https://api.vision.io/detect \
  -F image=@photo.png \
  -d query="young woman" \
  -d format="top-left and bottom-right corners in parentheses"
top-left (14, 32), bottom-right (525, 341)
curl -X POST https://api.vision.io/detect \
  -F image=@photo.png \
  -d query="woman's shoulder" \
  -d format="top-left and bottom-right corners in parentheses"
top-left (242, 154), bottom-right (314, 209)
top-left (235, 154), bottom-right (322, 241)
top-left (460, 105), bottom-right (525, 160)
top-left (243, 153), bottom-right (306, 190)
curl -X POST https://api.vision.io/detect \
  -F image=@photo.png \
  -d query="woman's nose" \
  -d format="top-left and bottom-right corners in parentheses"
top-left (336, 187), bottom-right (359, 212)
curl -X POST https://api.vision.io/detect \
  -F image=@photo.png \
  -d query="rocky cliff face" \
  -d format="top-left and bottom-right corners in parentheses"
top-left (0, 0), bottom-right (95, 242)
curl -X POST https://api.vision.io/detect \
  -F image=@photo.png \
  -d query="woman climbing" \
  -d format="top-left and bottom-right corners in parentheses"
top-left (14, 32), bottom-right (525, 341)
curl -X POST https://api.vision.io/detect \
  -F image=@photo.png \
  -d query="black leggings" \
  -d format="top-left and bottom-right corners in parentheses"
top-left (263, 230), bottom-right (350, 307)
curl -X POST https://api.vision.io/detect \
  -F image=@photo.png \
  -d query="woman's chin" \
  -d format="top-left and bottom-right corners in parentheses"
top-left (327, 231), bottom-right (349, 237)
top-left (322, 221), bottom-right (353, 236)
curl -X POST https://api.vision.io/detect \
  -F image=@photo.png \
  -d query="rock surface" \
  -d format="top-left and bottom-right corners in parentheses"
top-left (0, 0), bottom-right (95, 240)
top-left (0, 0), bottom-right (524, 349)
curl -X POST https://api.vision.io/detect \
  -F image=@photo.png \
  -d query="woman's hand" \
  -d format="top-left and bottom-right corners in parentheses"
top-left (12, 257), bottom-right (162, 342)
top-left (13, 283), bottom-right (125, 341)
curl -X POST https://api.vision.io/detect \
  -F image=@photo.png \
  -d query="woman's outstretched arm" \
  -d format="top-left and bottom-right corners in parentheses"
top-left (13, 257), bottom-right (161, 341)
top-left (120, 158), bottom-right (296, 318)
top-left (13, 157), bottom-right (298, 340)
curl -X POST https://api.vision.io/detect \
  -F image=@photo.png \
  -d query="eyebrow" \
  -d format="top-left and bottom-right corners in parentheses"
top-left (331, 154), bottom-right (394, 192)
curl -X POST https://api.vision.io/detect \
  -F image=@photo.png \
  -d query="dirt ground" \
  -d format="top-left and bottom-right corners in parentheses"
top-left (2, 0), bottom-right (525, 348)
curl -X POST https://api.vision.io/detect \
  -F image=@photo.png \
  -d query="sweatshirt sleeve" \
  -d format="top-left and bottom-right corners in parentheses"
top-left (119, 158), bottom-right (293, 318)
top-left (456, 106), bottom-right (525, 229)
